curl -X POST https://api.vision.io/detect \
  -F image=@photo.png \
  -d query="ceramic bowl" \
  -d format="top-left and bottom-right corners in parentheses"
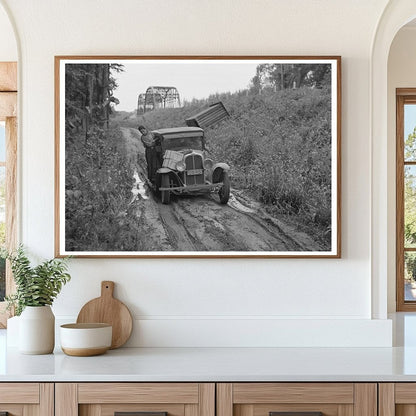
top-left (60, 323), bottom-right (112, 356)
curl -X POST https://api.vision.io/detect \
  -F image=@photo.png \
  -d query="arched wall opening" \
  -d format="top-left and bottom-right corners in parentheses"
top-left (387, 19), bottom-right (416, 313)
top-left (372, 1), bottom-right (416, 319)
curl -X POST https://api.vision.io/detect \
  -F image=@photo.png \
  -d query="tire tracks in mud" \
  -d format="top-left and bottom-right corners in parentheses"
top-left (158, 204), bottom-right (203, 251)
top-left (167, 197), bottom-right (248, 252)
top-left (227, 192), bottom-right (318, 252)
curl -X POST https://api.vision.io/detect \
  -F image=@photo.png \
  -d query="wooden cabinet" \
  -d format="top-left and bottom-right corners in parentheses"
top-left (55, 383), bottom-right (215, 416)
top-left (0, 380), bottom-right (411, 416)
top-left (217, 383), bottom-right (377, 416)
top-left (0, 383), bottom-right (53, 416)
top-left (378, 383), bottom-right (416, 416)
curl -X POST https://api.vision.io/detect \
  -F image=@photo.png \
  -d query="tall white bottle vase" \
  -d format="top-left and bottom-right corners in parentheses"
top-left (19, 306), bottom-right (55, 354)
top-left (6, 315), bottom-right (20, 347)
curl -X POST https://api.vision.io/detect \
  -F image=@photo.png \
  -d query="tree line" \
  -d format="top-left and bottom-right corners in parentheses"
top-left (65, 63), bottom-right (122, 140)
top-left (250, 63), bottom-right (331, 94)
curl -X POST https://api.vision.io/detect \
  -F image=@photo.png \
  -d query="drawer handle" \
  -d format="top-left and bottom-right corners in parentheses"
top-left (115, 412), bottom-right (168, 416)
top-left (270, 413), bottom-right (323, 416)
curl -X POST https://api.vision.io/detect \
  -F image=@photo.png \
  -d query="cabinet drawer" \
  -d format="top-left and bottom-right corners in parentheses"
top-left (217, 383), bottom-right (376, 416)
top-left (56, 383), bottom-right (215, 416)
top-left (78, 383), bottom-right (200, 404)
top-left (0, 383), bottom-right (39, 403)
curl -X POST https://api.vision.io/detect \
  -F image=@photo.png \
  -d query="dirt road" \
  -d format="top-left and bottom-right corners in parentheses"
top-left (121, 127), bottom-right (323, 253)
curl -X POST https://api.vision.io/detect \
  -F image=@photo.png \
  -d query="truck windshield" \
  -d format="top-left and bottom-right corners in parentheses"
top-left (162, 136), bottom-right (204, 151)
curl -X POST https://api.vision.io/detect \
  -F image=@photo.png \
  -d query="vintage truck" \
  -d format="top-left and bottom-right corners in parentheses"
top-left (153, 126), bottom-right (230, 205)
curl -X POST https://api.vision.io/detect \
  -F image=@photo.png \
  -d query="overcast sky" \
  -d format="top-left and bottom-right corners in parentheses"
top-left (113, 61), bottom-right (259, 111)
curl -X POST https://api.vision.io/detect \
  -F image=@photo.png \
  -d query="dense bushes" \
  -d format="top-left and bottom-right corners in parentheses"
top-left (65, 127), bottom-right (140, 251)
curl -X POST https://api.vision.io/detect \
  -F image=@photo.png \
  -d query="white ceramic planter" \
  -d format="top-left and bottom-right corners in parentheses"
top-left (19, 306), bottom-right (55, 354)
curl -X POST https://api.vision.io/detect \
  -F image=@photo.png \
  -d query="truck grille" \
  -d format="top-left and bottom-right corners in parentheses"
top-left (184, 154), bottom-right (204, 185)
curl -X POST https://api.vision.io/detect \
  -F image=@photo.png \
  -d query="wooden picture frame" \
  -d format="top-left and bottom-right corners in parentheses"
top-left (55, 56), bottom-right (341, 258)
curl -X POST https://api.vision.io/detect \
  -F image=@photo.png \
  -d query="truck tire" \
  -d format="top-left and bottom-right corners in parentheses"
top-left (219, 172), bottom-right (230, 204)
top-left (161, 173), bottom-right (171, 205)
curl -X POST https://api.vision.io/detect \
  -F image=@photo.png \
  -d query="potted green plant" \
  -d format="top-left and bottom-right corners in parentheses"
top-left (4, 246), bottom-right (71, 354)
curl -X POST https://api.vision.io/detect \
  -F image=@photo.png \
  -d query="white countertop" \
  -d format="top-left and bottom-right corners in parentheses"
top-left (2, 313), bottom-right (416, 382)
top-left (2, 345), bottom-right (416, 382)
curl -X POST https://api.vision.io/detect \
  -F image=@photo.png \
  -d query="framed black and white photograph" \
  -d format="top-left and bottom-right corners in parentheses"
top-left (55, 56), bottom-right (341, 258)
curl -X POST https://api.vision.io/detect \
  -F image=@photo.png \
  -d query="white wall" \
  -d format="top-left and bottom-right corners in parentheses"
top-left (0, 3), bottom-right (16, 61)
top-left (0, 0), bottom-right (393, 347)
top-left (387, 26), bottom-right (416, 312)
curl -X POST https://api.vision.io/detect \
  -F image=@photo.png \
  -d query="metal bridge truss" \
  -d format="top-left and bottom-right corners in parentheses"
top-left (137, 86), bottom-right (181, 114)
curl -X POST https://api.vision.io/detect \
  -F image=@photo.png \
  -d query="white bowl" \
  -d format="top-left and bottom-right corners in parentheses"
top-left (60, 323), bottom-right (112, 356)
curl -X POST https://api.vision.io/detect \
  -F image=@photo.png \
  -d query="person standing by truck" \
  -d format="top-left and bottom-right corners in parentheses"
top-left (138, 125), bottom-right (163, 183)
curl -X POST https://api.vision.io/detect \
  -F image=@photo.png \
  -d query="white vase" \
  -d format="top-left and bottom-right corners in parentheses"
top-left (6, 315), bottom-right (20, 347)
top-left (19, 306), bottom-right (55, 354)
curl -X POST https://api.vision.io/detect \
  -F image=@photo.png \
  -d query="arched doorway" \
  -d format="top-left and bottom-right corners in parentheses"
top-left (371, 1), bottom-right (416, 318)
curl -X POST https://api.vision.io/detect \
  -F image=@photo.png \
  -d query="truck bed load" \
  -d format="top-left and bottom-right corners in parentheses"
top-left (185, 102), bottom-right (229, 129)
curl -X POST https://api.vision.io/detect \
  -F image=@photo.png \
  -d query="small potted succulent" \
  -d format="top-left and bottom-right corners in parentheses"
top-left (5, 246), bottom-right (71, 354)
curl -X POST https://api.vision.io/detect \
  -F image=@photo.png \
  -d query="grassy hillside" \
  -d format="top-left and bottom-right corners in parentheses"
top-left (117, 86), bottom-right (333, 246)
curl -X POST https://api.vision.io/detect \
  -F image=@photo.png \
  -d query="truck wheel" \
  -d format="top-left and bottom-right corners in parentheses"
top-left (218, 172), bottom-right (230, 204)
top-left (161, 173), bottom-right (171, 205)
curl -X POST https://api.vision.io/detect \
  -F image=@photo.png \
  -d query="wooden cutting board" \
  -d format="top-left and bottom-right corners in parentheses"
top-left (76, 281), bottom-right (133, 349)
